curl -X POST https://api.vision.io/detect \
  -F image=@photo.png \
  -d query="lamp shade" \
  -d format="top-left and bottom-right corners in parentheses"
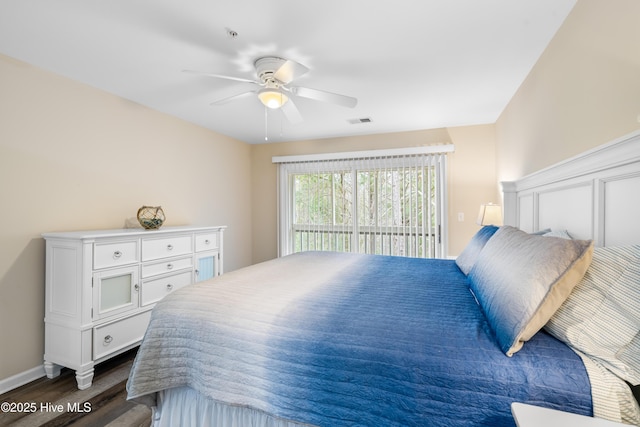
top-left (258, 89), bottom-right (289, 109)
top-left (477, 203), bottom-right (502, 226)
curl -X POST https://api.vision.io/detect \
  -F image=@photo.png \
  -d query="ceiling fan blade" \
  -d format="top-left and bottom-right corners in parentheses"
top-left (183, 69), bottom-right (259, 85)
top-left (274, 60), bottom-right (309, 84)
top-left (209, 90), bottom-right (257, 105)
top-left (281, 99), bottom-right (303, 124)
top-left (290, 86), bottom-right (358, 108)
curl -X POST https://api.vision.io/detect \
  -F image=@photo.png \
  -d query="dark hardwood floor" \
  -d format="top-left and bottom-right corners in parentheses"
top-left (0, 348), bottom-right (151, 427)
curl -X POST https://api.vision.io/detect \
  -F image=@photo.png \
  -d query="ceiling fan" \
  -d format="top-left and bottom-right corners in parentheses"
top-left (184, 56), bottom-right (358, 124)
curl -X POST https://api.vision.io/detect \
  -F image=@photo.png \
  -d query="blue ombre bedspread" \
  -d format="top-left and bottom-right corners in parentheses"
top-left (127, 251), bottom-right (591, 426)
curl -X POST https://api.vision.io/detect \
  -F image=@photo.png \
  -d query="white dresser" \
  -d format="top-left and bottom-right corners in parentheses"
top-left (42, 225), bottom-right (225, 389)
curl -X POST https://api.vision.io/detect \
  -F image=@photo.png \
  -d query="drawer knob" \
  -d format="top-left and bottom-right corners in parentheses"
top-left (204, 239), bottom-right (211, 245)
top-left (166, 283), bottom-right (173, 291)
top-left (166, 263), bottom-right (173, 270)
top-left (113, 251), bottom-right (122, 259)
top-left (104, 335), bottom-right (113, 345)
top-left (167, 244), bottom-right (173, 251)
top-left (134, 284), bottom-right (139, 291)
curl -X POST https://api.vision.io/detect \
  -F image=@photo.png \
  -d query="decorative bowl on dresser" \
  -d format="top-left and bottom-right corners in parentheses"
top-left (42, 225), bottom-right (225, 389)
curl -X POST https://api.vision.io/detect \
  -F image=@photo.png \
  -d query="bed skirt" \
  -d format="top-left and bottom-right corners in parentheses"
top-left (153, 386), bottom-right (315, 427)
top-left (153, 379), bottom-right (640, 427)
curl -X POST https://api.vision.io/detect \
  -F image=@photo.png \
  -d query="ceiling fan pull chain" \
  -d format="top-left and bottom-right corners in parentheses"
top-left (280, 108), bottom-right (284, 138)
top-left (264, 106), bottom-right (269, 141)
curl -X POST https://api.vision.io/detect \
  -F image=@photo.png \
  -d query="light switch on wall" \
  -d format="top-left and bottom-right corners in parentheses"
top-left (458, 212), bottom-right (464, 222)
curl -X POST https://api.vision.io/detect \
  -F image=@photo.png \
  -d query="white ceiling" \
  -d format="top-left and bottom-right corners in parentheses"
top-left (0, 0), bottom-right (576, 144)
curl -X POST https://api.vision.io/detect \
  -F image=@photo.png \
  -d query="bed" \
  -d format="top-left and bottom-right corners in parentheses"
top-left (127, 130), bottom-right (640, 426)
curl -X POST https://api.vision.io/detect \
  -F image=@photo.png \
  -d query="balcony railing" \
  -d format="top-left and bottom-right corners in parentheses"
top-left (293, 225), bottom-right (437, 258)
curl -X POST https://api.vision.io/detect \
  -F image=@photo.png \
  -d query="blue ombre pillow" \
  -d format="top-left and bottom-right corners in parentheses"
top-left (455, 225), bottom-right (499, 275)
top-left (468, 226), bottom-right (593, 356)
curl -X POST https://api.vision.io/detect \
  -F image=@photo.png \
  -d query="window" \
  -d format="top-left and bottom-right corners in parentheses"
top-left (274, 146), bottom-right (452, 258)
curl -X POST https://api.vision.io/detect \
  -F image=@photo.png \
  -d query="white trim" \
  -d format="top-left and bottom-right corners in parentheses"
top-left (502, 129), bottom-right (640, 194)
top-left (438, 153), bottom-right (449, 258)
top-left (502, 129), bottom-right (640, 246)
top-left (0, 364), bottom-right (46, 394)
top-left (276, 164), bottom-right (288, 256)
top-left (272, 144), bottom-right (455, 164)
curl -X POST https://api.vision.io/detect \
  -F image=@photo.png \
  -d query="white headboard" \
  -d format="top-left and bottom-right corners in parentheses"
top-left (502, 130), bottom-right (640, 247)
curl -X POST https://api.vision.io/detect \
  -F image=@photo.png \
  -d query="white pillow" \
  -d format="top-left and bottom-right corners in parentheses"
top-left (543, 229), bottom-right (573, 239)
top-left (545, 245), bottom-right (640, 385)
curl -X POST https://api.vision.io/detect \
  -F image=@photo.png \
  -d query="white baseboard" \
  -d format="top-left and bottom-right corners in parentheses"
top-left (0, 365), bottom-right (46, 395)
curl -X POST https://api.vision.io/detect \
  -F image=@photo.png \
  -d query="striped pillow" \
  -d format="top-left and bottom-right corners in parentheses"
top-left (545, 245), bottom-right (640, 385)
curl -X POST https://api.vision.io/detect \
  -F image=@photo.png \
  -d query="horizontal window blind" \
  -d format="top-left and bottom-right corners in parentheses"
top-left (275, 146), bottom-right (451, 258)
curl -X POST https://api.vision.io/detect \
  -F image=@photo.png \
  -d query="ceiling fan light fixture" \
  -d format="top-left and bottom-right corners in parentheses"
top-left (258, 89), bottom-right (289, 109)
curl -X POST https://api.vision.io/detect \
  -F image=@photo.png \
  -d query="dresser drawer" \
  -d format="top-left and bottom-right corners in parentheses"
top-left (142, 235), bottom-right (192, 261)
top-left (93, 310), bottom-right (151, 360)
top-left (195, 232), bottom-right (219, 252)
top-left (141, 256), bottom-right (192, 278)
top-left (93, 240), bottom-right (139, 269)
top-left (141, 270), bottom-right (192, 306)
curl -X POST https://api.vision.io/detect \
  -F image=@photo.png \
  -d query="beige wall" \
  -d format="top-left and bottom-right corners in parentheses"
top-left (0, 54), bottom-right (253, 381)
top-left (251, 125), bottom-right (498, 263)
top-left (447, 125), bottom-right (498, 254)
top-left (496, 0), bottom-right (640, 182)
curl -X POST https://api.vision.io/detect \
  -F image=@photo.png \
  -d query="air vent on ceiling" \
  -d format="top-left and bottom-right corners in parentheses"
top-left (348, 117), bottom-right (372, 124)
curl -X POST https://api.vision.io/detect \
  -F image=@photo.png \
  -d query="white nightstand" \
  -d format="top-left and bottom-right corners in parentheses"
top-left (511, 403), bottom-right (627, 427)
